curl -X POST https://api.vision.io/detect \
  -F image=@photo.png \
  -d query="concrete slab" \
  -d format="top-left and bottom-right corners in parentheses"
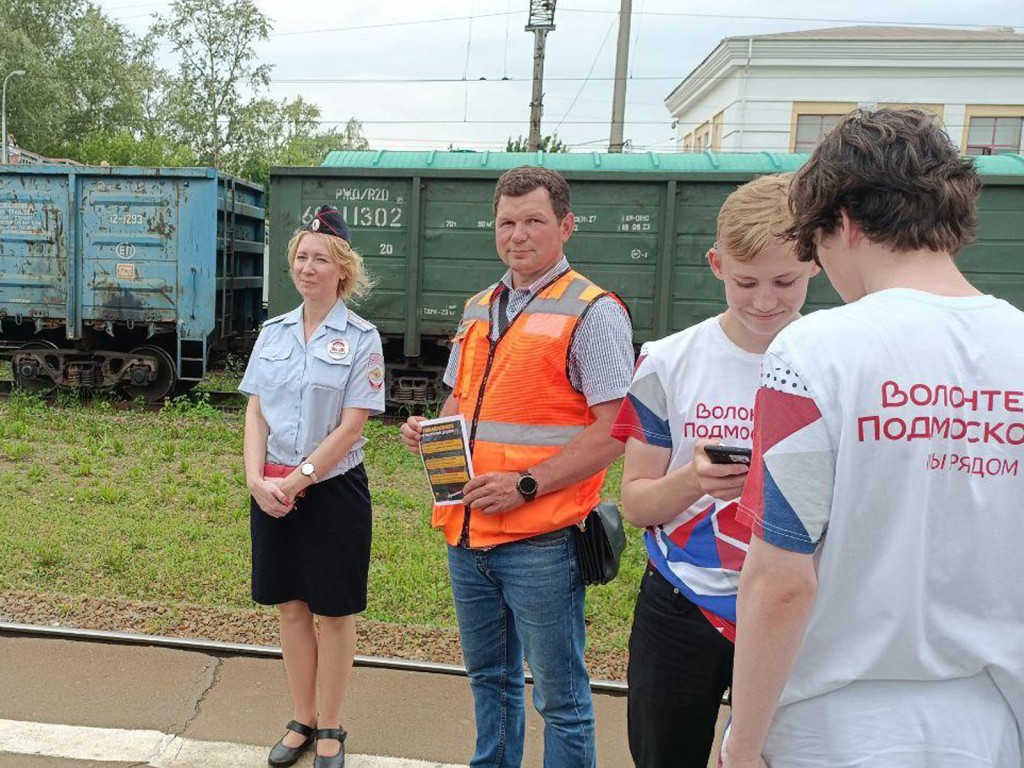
top-left (186, 658), bottom-right (479, 763)
top-left (186, 656), bottom-right (630, 767)
top-left (0, 637), bottom-right (215, 733)
top-left (0, 635), bottom-right (729, 768)
top-left (0, 757), bottom-right (137, 768)
top-left (178, 655), bottom-right (290, 747)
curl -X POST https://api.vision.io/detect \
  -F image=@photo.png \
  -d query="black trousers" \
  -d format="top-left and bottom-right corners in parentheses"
top-left (627, 567), bottom-right (735, 768)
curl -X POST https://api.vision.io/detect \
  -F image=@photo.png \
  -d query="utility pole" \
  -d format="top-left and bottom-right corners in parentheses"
top-left (2, 69), bottom-right (26, 165)
top-left (608, 0), bottom-right (632, 153)
top-left (526, 1), bottom-right (556, 152)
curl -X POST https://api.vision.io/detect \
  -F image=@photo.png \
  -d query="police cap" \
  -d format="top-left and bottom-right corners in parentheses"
top-left (302, 205), bottom-right (351, 244)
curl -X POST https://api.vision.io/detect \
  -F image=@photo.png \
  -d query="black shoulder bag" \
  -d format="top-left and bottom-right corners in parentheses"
top-left (573, 501), bottom-right (627, 586)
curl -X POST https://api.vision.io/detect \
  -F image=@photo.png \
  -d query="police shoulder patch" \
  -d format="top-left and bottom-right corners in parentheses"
top-left (347, 311), bottom-right (377, 332)
top-left (367, 351), bottom-right (385, 391)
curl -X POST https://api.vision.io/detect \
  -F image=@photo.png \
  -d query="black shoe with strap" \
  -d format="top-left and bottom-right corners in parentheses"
top-left (268, 719), bottom-right (315, 767)
top-left (313, 727), bottom-right (347, 768)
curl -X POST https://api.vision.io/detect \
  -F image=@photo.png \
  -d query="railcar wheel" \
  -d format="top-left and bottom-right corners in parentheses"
top-left (13, 341), bottom-right (58, 394)
top-left (125, 345), bottom-right (177, 402)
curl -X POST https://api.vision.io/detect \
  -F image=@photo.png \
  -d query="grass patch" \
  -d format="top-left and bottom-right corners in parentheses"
top-left (197, 369), bottom-right (243, 392)
top-left (0, 393), bottom-right (643, 652)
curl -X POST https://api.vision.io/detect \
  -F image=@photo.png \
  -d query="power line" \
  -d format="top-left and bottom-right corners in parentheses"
top-left (269, 72), bottom-right (1024, 84)
top-left (84, 0), bottom-right (1024, 38)
top-left (558, 7), bottom-right (1022, 29)
top-left (628, 0), bottom-right (645, 80)
top-left (248, 118), bottom-right (993, 129)
top-left (270, 11), bottom-right (520, 37)
top-left (552, 16), bottom-right (617, 134)
top-left (107, 6), bottom-right (1018, 38)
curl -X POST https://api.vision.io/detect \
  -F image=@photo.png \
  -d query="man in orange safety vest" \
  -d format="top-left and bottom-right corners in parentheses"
top-left (401, 166), bottom-right (634, 767)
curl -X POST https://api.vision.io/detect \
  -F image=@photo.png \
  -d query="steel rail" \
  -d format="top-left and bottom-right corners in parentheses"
top-left (0, 621), bottom-right (628, 695)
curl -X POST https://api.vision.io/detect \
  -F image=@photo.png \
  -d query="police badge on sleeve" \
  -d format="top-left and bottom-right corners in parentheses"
top-left (368, 352), bottom-right (385, 391)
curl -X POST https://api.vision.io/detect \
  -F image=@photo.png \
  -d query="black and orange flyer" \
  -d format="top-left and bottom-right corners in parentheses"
top-left (419, 415), bottom-right (474, 505)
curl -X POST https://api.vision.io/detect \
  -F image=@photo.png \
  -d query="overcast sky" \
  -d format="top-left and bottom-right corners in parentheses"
top-left (99, 0), bottom-right (1023, 152)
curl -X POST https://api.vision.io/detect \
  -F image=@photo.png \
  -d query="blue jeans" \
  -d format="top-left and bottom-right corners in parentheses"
top-left (448, 529), bottom-right (596, 768)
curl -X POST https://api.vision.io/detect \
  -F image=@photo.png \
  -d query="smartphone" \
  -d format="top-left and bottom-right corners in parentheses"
top-left (703, 444), bottom-right (752, 466)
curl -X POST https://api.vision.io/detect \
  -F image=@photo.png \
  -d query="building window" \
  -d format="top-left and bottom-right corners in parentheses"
top-left (694, 122), bottom-right (712, 152)
top-left (794, 114), bottom-right (843, 153)
top-left (965, 116), bottom-right (1023, 155)
top-left (712, 111), bottom-right (725, 151)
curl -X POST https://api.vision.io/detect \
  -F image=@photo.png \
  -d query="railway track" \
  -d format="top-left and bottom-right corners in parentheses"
top-left (0, 621), bottom-right (627, 695)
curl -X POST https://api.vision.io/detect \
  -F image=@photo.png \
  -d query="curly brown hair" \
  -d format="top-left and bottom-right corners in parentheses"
top-left (786, 108), bottom-right (981, 262)
top-left (492, 166), bottom-right (571, 220)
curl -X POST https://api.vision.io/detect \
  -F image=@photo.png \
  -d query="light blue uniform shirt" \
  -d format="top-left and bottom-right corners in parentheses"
top-left (239, 299), bottom-right (386, 480)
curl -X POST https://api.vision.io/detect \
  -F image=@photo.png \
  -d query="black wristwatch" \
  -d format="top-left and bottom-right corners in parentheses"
top-left (516, 470), bottom-right (539, 501)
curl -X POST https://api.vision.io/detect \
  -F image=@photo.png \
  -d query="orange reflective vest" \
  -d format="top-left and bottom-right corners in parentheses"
top-left (433, 268), bottom-right (619, 548)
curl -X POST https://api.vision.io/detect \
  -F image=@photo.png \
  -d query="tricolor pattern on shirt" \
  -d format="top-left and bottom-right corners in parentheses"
top-left (613, 320), bottom-right (763, 641)
top-left (740, 355), bottom-right (834, 554)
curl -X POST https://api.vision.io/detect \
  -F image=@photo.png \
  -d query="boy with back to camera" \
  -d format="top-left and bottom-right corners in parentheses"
top-left (612, 173), bottom-right (818, 768)
top-left (725, 109), bottom-right (1024, 767)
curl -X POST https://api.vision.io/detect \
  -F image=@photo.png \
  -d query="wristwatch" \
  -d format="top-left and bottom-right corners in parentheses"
top-left (516, 470), bottom-right (539, 502)
top-left (300, 462), bottom-right (319, 483)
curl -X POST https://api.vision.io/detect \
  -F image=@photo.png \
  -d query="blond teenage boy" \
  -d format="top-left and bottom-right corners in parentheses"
top-left (611, 173), bottom-right (818, 768)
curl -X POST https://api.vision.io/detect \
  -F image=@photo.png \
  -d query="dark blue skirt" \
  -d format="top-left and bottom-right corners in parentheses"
top-left (250, 463), bottom-right (371, 617)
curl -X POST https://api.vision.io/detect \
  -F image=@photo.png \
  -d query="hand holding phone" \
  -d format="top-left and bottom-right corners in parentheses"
top-left (692, 440), bottom-right (750, 501)
top-left (702, 444), bottom-right (752, 466)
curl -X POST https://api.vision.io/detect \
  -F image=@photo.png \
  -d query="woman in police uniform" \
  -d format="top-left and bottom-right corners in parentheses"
top-left (240, 206), bottom-right (385, 768)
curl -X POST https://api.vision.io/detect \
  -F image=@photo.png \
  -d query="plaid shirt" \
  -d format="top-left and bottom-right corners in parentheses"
top-left (442, 256), bottom-right (634, 406)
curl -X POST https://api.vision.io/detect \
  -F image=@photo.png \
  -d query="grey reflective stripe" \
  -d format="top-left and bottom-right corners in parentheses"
top-left (461, 286), bottom-right (497, 323)
top-left (462, 303), bottom-right (490, 322)
top-left (474, 421), bottom-right (584, 446)
top-left (521, 278), bottom-right (595, 317)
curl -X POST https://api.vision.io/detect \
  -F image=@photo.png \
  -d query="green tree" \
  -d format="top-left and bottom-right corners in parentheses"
top-left (58, 8), bottom-right (156, 145)
top-left (1, 0), bottom-right (365, 175)
top-left (151, 0), bottom-right (367, 181)
top-left (0, 0), bottom-right (162, 158)
top-left (0, 24), bottom-right (66, 153)
top-left (232, 97), bottom-right (369, 188)
top-left (71, 131), bottom-right (197, 167)
top-left (152, 0), bottom-right (273, 167)
top-left (506, 134), bottom-right (569, 152)
top-left (0, 0), bottom-right (85, 55)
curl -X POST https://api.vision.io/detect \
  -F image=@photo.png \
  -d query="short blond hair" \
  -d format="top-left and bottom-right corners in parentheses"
top-left (716, 173), bottom-right (794, 263)
top-left (286, 231), bottom-right (375, 302)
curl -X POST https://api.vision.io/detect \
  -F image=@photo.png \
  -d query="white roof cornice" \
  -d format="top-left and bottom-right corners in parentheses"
top-left (664, 36), bottom-right (1024, 113)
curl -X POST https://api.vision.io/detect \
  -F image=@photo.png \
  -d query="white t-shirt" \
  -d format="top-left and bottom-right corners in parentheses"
top-left (612, 316), bottom-right (761, 638)
top-left (740, 288), bottom-right (1024, 766)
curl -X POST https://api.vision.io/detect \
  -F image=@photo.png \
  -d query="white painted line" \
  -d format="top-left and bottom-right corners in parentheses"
top-left (0, 718), bottom-right (467, 767)
top-left (0, 718), bottom-right (170, 761)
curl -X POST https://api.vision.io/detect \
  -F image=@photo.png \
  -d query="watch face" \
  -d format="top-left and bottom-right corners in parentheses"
top-left (301, 462), bottom-right (315, 476)
top-left (517, 474), bottom-right (538, 495)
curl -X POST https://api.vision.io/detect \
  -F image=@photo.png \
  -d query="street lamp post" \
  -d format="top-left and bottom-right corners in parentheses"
top-left (2, 69), bottom-right (27, 165)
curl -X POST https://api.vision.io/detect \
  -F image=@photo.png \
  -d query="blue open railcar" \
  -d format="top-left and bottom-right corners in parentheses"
top-left (0, 165), bottom-right (265, 400)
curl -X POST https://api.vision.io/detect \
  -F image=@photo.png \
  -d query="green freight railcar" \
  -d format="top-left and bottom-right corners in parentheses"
top-left (268, 151), bottom-right (1024, 407)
